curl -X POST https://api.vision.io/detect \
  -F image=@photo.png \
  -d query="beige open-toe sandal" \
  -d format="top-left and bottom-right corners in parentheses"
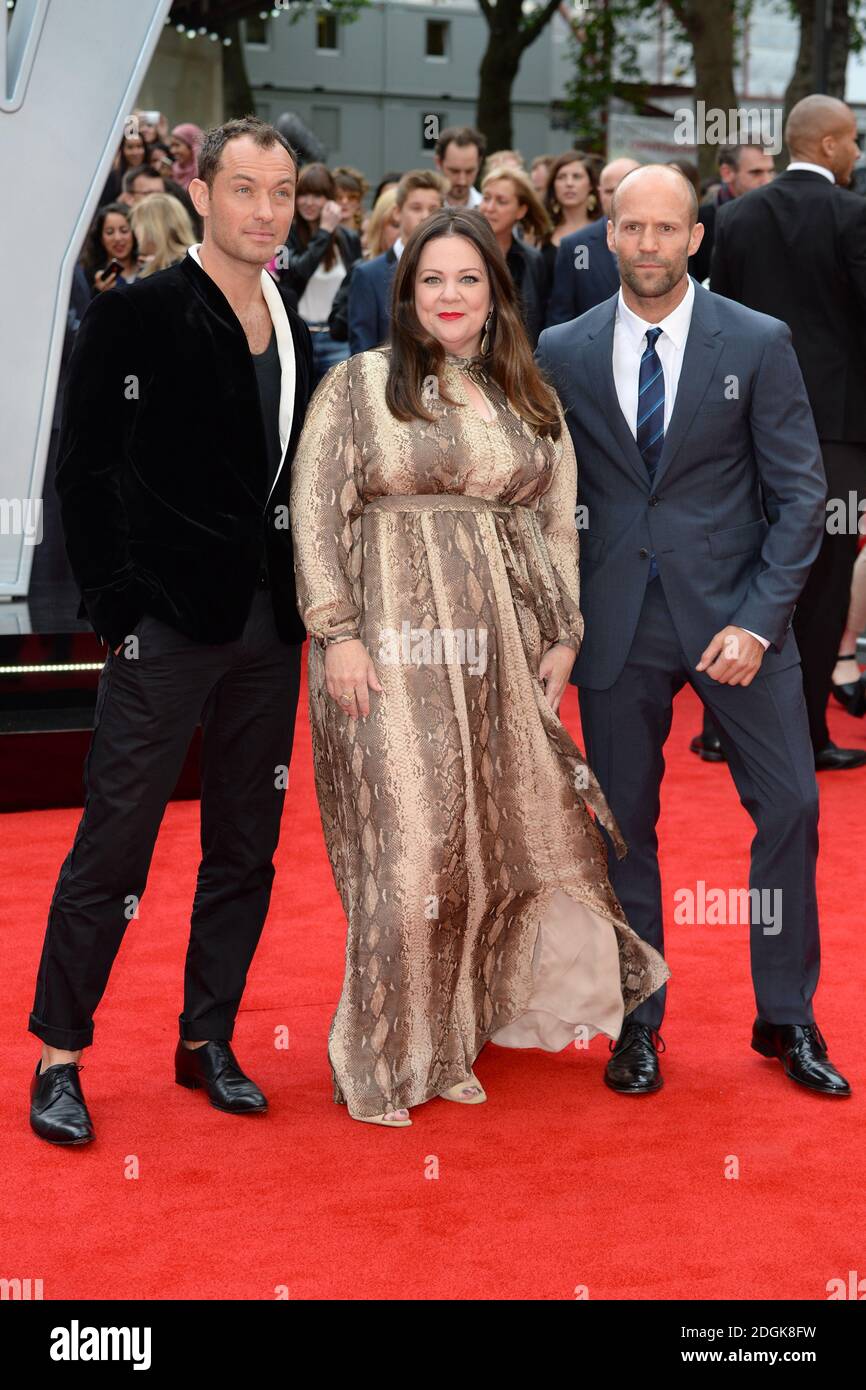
top-left (439, 1072), bottom-right (487, 1104)
top-left (348, 1106), bottom-right (412, 1127)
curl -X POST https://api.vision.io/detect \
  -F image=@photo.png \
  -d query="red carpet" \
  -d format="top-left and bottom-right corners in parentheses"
top-left (3, 655), bottom-right (864, 1301)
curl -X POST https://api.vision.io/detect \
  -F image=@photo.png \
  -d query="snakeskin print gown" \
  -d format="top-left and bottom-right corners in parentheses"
top-left (290, 346), bottom-right (670, 1117)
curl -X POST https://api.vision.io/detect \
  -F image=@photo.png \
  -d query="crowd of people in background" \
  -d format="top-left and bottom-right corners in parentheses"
top-left (59, 101), bottom-right (866, 768)
top-left (77, 114), bottom-right (739, 343)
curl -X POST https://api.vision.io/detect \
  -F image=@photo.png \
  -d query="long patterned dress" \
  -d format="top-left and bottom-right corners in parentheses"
top-left (290, 346), bottom-right (669, 1118)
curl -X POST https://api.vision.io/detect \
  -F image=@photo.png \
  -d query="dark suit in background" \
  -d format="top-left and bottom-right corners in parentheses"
top-left (688, 199), bottom-right (717, 285)
top-left (347, 246), bottom-right (397, 353)
top-left (505, 236), bottom-right (548, 348)
top-left (712, 168), bottom-right (866, 753)
top-left (546, 219), bottom-right (618, 327)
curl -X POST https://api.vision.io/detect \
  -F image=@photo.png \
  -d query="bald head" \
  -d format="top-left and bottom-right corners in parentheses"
top-left (606, 163), bottom-right (704, 310)
top-left (599, 157), bottom-right (641, 216)
top-left (785, 95), bottom-right (860, 183)
top-left (610, 163), bottom-right (698, 227)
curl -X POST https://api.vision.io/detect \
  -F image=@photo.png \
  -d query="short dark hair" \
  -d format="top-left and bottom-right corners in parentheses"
top-left (123, 165), bottom-right (163, 193)
top-left (196, 115), bottom-right (298, 191)
top-left (434, 125), bottom-right (487, 164)
top-left (717, 143), bottom-right (769, 173)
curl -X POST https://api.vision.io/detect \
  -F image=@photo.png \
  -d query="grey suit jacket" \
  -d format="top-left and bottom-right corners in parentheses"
top-left (535, 280), bottom-right (826, 691)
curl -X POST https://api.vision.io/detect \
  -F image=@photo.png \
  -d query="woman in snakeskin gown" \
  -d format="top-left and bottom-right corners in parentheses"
top-left (290, 209), bottom-right (669, 1126)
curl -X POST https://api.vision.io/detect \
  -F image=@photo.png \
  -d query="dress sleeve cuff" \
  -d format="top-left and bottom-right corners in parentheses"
top-left (313, 629), bottom-right (361, 649)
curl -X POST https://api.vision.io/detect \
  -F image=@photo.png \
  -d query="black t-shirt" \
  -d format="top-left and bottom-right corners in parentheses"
top-left (251, 326), bottom-right (282, 583)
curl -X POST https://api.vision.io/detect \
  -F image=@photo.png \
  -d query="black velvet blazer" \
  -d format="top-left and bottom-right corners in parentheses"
top-left (56, 252), bottom-right (314, 648)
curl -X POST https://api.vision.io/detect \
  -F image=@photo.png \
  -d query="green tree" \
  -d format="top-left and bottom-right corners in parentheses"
top-left (563, 0), bottom-right (748, 179)
top-left (476, 0), bottom-right (573, 150)
top-left (782, 0), bottom-right (866, 136)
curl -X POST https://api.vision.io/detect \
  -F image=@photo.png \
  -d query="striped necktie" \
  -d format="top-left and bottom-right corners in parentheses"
top-left (637, 325), bottom-right (663, 580)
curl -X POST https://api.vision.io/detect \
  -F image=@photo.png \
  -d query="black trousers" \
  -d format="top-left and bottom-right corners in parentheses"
top-left (29, 591), bottom-right (302, 1050)
top-left (579, 576), bottom-right (821, 1031)
top-left (702, 440), bottom-right (866, 753)
top-left (793, 440), bottom-right (866, 750)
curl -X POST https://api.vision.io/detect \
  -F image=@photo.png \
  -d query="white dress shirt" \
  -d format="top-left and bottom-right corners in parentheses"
top-left (613, 276), bottom-right (695, 437)
top-left (612, 278), bottom-right (769, 649)
top-left (392, 236), bottom-right (404, 260)
top-left (785, 161), bottom-right (835, 183)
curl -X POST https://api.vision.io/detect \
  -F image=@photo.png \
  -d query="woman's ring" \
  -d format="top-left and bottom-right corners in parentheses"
top-left (338, 691), bottom-right (354, 705)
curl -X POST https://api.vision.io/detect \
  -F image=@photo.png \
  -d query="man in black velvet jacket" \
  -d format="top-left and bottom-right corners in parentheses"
top-left (28, 118), bottom-right (314, 1145)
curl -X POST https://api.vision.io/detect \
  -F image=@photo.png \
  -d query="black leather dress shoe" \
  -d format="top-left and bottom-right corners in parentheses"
top-left (689, 731), bottom-right (727, 762)
top-left (604, 1021), bottom-right (665, 1094)
top-left (30, 1060), bottom-right (95, 1145)
top-left (814, 741), bottom-right (866, 771)
top-left (751, 1020), bottom-right (851, 1096)
top-left (831, 676), bottom-right (866, 716)
top-left (174, 1040), bottom-right (267, 1114)
top-left (830, 651), bottom-right (866, 717)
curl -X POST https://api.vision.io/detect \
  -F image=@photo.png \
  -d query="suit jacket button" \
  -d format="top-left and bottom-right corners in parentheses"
top-left (649, 494), bottom-right (660, 506)
top-left (639, 548), bottom-right (649, 559)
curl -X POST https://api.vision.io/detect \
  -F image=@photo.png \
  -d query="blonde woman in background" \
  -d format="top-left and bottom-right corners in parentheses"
top-left (130, 193), bottom-right (196, 276)
top-left (363, 187), bottom-right (401, 258)
top-left (482, 149), bottom-right (524, 178)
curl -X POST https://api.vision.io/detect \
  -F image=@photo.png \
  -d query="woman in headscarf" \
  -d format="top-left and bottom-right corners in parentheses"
top-left (169, 123), bottom-right (203, 191)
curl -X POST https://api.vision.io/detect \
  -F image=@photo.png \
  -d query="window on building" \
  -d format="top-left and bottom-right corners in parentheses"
top-left (311, 106), bottom-right (340, 156)
top-left (243, 16), bottom-right (269, 47)
top-left (426, 20), bottom-right (449, 59)
top-left (317, 14), bottom-right (339, 51)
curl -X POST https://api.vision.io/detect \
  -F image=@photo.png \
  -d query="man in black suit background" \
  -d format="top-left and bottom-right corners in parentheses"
top-left (28, 118), bottom-right (314, 1145)
top-left (712, 95), bottom-right (866, 770)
